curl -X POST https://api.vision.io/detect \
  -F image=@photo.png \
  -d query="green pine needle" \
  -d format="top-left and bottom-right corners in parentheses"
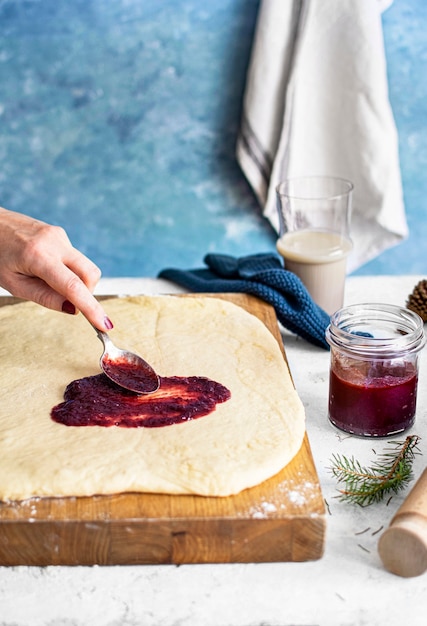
top-left (329, 435), bottom-right (421, 506)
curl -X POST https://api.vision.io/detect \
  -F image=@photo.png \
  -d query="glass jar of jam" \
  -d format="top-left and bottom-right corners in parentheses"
top-left (325, 303), bottom-right (425, 437)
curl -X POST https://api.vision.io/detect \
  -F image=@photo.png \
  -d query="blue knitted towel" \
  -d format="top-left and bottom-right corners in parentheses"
top-left (159, 252), bottom-right (330, 349)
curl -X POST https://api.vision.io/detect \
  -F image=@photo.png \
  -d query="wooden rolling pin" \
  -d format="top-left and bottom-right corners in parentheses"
top-left (378, 467), bottom-right (427, 577)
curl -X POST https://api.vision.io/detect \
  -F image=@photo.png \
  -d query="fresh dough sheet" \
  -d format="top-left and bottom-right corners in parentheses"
top-left (0, 295), bottom-right (305, 500)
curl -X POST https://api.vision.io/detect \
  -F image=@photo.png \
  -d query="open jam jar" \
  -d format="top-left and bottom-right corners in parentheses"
top-left (325, 304), bottom-right (425, 437)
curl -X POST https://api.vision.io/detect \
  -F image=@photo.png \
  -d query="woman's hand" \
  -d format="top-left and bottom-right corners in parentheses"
top-left (0, 207), bottom-right (113, 331)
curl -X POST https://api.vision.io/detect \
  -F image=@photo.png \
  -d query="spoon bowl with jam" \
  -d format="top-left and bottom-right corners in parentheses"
top-left (93, 327), bottom-right (160, 394)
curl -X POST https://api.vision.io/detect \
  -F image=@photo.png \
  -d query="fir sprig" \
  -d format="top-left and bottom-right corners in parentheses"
top-left (329, 435), bottom-right (421, 506)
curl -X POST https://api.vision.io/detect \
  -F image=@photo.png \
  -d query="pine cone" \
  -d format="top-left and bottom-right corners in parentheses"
top-left (407, 279), bottom-right (427, 322)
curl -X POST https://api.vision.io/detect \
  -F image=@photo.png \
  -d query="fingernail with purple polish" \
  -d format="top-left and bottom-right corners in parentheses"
top-left (62, 300), bottom-right (76, 315)
top-left (104, 316), bottom-right (114, 330)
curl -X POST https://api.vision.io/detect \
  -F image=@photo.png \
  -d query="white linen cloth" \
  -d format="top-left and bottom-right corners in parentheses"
top-left (236, 0), bottom-right (407, 272)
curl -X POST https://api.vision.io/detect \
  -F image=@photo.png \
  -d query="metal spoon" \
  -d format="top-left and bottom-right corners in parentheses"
top-left (93, 326), bottom-right (160, 394)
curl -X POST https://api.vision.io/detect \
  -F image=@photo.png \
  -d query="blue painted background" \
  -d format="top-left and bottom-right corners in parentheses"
top-left (0, 0), bottom-right (425, 278)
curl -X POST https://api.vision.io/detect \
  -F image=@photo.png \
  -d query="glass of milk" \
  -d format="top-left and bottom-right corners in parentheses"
top-left (276, 176), bottom-right (353, 315)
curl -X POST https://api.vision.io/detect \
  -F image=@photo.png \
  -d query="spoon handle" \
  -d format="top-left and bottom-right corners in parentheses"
top-left (92, 325), bottom-right (112, 350)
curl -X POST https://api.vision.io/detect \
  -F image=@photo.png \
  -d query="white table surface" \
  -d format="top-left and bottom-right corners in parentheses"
top-left (1, 275), bottom-right (427, 626)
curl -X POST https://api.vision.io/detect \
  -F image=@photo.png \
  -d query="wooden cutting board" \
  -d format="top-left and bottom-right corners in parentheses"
top-left (0, 293), bottom-right (326, 566)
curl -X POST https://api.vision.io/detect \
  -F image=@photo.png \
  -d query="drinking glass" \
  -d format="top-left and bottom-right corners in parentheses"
top-left (276, 176), bottom-right (353, 315)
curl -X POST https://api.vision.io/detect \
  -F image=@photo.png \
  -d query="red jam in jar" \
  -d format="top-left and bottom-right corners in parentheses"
top-left (326, 304), bottom-right (425, 437)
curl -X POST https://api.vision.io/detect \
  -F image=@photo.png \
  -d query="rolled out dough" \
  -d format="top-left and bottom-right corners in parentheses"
top-left (0, 295), bottom-right (305, 500)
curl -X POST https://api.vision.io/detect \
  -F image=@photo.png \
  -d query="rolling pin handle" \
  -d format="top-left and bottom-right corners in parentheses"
top-left (378, 467), bottom-right (427, 578)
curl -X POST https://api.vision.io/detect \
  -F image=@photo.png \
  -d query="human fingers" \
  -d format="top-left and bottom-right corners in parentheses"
top-left (41, 245), bottom-right (115, 330)
top-left (14, 223), bottom-right (113, 330)
top-left (0, 210), bottom-right (113, 330)
top-left (3, 269), bottom-right (113, 331)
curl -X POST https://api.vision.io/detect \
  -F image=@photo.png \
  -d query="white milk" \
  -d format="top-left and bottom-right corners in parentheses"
top-left (276, 229), bottom-right (352, 315)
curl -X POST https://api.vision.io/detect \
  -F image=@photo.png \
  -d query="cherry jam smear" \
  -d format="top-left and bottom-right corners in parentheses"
top-left (51, 374), bottom-right (231, 428)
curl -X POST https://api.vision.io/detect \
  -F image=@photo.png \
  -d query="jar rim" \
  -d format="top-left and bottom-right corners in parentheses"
top-left (326, 303), bottom-right (426, 358)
